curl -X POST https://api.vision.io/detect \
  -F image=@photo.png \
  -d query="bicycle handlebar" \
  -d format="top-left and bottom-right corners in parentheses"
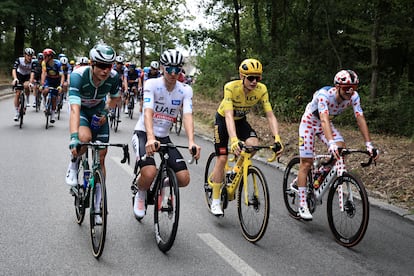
top-left (142, 142), bottom-right (198, 164)
top-left (322, 148), bottom-right (378, 168)
top-left (231, 144), bottom-right (280, 163)
top-left (75, 141), bottom-right (130, 164)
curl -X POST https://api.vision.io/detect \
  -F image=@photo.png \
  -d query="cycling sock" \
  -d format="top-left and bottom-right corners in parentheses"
top-left (299, 187), bottom-right (307, 208)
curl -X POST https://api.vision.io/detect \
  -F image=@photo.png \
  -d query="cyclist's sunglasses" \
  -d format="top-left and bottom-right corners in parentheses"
top-left (245, 75), bottom-right (262, 82)
top-left (94, 62), bottom-right (113, 70)
top-left (164, 66), bottom-right (182, 74)
top-left (340, 84), bottom-right (358, 93)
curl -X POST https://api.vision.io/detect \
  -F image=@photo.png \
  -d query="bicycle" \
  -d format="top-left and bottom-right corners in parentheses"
top-left (14, 84), bottom-right (25, 129)
top-left (204, 144), bottom-right (279, 243)
top-left (109, 104), bottom-right (121, 133)
top-left (31, 82), bottom-right (42, 112)
top-left (71, 141), bottom-right (130, 258)
top-left (44, 87), bottom-right (59, 129)
top-left (174, 109), bottom-right (183, 135)
top-left (127, 89), bottom-right (135, 119)
top-left (130, 142), bottom-right (197, 252)
top-left (56, 91), bottom-right (64, 120)
top-left (282, 148), bottom-right (377, 247)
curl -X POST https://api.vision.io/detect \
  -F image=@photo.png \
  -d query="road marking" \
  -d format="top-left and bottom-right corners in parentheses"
top-left (197, 233), bottom-right (261, 276)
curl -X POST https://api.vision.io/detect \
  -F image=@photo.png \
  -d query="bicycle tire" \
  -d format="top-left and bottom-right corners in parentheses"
top-left (19, 93), bottom-right (25, 129)
top-left (89, 169), bottom-right (107, 258)
top-left (114, 105), bottom-right (120, 132)
top-left (74, 159), bottom-right (86, 224)
top-left (174, 109), bottom-right (183, 135)
top-left (203, 152), bottom-right (217, 210)
top-left (128, 99), bottom-right (134, 119)
top-left (45, 97), bottom-right (51, 129)
top-left (327, 172), bottom-right (369, 247)
top-left (35, 92), bottom-right (41, 112)
top-left (57, 94), bottom-right (62, 120)
top-left (237, 166), bottom-right (269, 243)
top-left (282, 157), bottom-right (312, 219)
top-left (154, 167), bottom-right (180, 252)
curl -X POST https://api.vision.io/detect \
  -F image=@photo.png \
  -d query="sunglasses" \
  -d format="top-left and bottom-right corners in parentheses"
top-left (95, 62), bottom-right (112, 70)
top-left (340, 85), bottom-right (358, 93)
top-left (246, 75), bottom-right (261, 82)
top-left (164, 66), bottom-right (182, 74)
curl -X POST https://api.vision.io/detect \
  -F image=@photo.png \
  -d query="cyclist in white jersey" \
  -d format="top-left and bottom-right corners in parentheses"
top-left (131, 49), bottom-right (201, 219)
top-left (11, 47), bottom-right (35, 121)
top-left (296, 70), bottom-right (379, 220)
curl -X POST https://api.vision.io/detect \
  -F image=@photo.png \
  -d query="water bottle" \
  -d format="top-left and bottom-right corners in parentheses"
top-left (314, 166), bottom-right (331, 189)
top-left (83, 170), bottom-right (90, 189)
top-left (90, 113), bottom-right (102, 130)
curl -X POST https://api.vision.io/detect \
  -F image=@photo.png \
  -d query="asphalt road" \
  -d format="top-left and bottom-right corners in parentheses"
top-left (0, 88), bottom-right (413, 275)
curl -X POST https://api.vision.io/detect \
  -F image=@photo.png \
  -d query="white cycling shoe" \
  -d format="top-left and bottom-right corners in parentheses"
top-left (65, 166), bottom-right (78, 186)
top-left (299, 206), bottom-right (313, 220)
top-left (133, 190), bottom-right (146, 219)
top-left (210, 200), bottom-right (223, 216)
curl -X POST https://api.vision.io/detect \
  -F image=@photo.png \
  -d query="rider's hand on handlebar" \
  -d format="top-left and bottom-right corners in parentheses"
top-left (145, 139), bottom-right (159, 156)
top-left (328, 140), bottom-right (340, 160)
top-left (273, 134), bottom-right (284, 155)
top-left (12, 79), bottom-right (19, 86)
top-left (69, 133), bottom-right (80, 156)
top-left (188, 143), bottom-right (201, 161)
top-left (230, 137), bottom-right (242, 155)
top-left (366, 141), bottom-right (379, 161)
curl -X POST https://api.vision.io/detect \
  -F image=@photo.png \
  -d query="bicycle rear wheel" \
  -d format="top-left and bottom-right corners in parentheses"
top-left (237, 166), bottom-right (269, 243)
top-left (327, 172), bottom-right (369, 247)
top-left (128, 96), bottom-right (134, 119)
top-left (174, 109), bottom-right (183, 135)
top-left (35, 92), bottom-right (41, 112)
top-left (57, 94), bottom-right (62, 120)
top-left (19, 93), bottom-right (25, 128)
top-left (282, 157), bottom-right (312, 219)
top-left (45, 97), bottom-right (51, 129)
top-left (154, 167), bottom-right (180, 252)
top-left (89, 169), bottom-right (107, 258)
top-left (203, 152), bottom-right (217, 210)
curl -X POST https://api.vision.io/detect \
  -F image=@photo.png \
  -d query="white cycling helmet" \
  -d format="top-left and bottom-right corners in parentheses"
top-left (150, 61), bottom-right (159, 69)
top-left (24, 47), bottom-right (35, 56)
top-left (89, 44), bottom-right (116, 64)
top-left (160, 49), bottom-right (184, 66)
top-left (60, 56), bottom-right (69, 65)
top-left (79, 56), bottom-right (89, 65)
top-left (334, 70), bottom-right (359, 85)
top-left (115, 55), bottom-right (125, 63)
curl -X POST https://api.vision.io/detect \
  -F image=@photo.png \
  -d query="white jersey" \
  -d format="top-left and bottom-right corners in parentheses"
top-left (134, 77), bottom-right (193, 137)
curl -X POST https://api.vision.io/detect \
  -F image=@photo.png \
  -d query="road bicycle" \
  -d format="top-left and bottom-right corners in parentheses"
top-left (71, 141), bottom-right (130, 258)
top-left (44, 87), bottom-right (59, 129)
top-left (282, 148), bottom-right (377, 247)
top-left (32, 82), bottom-right (42, 112)
top-left (174, 109), bottom-right (183, 135)
top-left (14, 84), bottom-right (25, 128)
top-left (56, 92), bottom-right (64, 120)
top-left (127, 89), bottom-right (135, 119)
top-left (130, 142), bottom-right (197, 252)
top-left (109, 104), bottom-right (121, 132)
top-left (204, 144), bottom-right (279, 243)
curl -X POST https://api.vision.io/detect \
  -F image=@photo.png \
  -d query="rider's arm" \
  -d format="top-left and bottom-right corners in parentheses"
top-left (40, 62), bottom-right (46, 86)
top-left (356, 114), bottom-right (372, 143)
top-left (224, 109), bottom-right (237, 140)
top-left (69, 103), bottom-right (81, 135)
top-left (319, 112), bottom-right (335, 141)
top-left (265, 110), bottom-right (280, 138)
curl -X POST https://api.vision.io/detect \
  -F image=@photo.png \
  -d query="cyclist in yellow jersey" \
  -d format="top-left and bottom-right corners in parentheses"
top-left (208, 58), bottom-right (284, 216)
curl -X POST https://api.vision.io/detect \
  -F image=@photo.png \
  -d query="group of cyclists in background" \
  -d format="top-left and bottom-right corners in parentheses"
top-left (9, 42), bottom-right (379, 251)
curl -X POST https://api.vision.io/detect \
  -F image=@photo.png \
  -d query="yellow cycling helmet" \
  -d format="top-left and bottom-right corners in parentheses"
top-left (239, 58), bottom-right (263, 75)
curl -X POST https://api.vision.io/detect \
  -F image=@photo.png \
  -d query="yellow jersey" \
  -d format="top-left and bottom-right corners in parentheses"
top-left (217, 80), bottom-right (273, 120)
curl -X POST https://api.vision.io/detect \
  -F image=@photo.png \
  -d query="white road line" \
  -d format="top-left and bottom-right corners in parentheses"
top-left (197, 233), bottom-right (261, 276)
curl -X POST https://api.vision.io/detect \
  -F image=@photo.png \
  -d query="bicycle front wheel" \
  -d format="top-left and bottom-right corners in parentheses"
top-left (154, 167), bottom-right (180, 252)
top-left (114, 105), bottom-right (120, 132)
top-left (282, 157), bottom-right (312, 219)
top-left (327, 172), bottom-right (369, 247)
top-left (74, 160), bottom-right (86, 224)
top-left (237, 166), bottom-right (269, 243)
top-left (89, 169), bottom-right (107, 258)
top-left (203, 152), bottom-right (217, 210)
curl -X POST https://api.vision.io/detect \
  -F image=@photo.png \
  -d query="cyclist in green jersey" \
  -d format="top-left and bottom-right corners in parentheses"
top-left (65, 44), bottom-right (120, 192)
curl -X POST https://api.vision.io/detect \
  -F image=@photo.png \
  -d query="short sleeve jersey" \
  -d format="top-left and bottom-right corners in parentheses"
top-left (134, 77), bottom-right (193, 138)
top-left (304, 86), bottom-right (363, 120)
top-left (217, 80), bottom-right (273, 120)
top-left (68, 66), bottom-right (120, 109)
top-left (13, 57), bottom-right (32, 76)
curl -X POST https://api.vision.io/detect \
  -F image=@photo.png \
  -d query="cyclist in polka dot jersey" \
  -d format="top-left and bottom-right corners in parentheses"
top-left (296, 69), bottom-right (379, 220)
